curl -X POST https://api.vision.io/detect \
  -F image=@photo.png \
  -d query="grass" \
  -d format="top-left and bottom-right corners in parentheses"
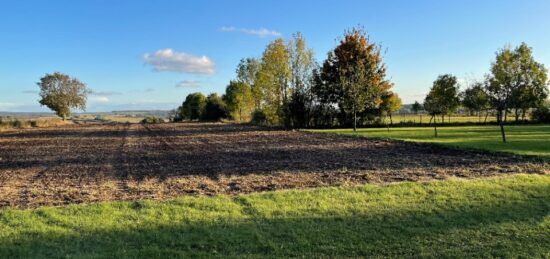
top-left (312, 124), bottom-right (550, 158)
top-left (0, 174), bottom-right (549, 258)
top-left (389, 114), bottom-right (498, 124)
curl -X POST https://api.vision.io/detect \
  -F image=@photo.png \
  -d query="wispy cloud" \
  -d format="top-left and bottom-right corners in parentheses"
top-left (90, 96), bottom-right (110, 103)
top-left (90, 90), bottom-right (122, 96)
top-left (176, 80), bottom-right (199, 88)
top-left (220, 26), bottom-right (282, 38)
top-left (145, 88), bottom-right (155, 92)
top-left (143, 49), bottom-right (215, 75)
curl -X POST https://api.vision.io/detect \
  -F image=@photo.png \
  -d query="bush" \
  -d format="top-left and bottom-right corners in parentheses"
top-left (201, 94), bottom-right (227, 121)
top-left (12, 119), bottom-right (28, 128)
top-left (251, 109), bottom-right (268, 126)
top-left (141, 116), bottom-right (164, 124)
top-left (532, 106), bottom-right (550, 123)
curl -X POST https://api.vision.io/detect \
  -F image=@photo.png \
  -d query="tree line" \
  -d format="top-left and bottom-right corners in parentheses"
top-left (32, 27), bottom-right (549, 144)
top-left (172, 28), bottom-right (401, 131)
top-left (418, 43), bottom-right (548, 142)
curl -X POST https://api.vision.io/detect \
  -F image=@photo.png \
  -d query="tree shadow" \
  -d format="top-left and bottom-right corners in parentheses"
top-left (0, 183), bottom-right (548, 258)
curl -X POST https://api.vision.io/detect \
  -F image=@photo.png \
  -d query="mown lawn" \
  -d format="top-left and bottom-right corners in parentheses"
top-left (0, 174), bottom-right (549, 258)
top-left (312, 125), bottom-right (550, 157)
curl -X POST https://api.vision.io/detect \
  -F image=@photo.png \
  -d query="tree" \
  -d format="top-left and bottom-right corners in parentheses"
top-left (424, 74), bottom-right (460, 137)
top-left (486, 43), bottom-right (548, 143)
top-left (411, 101), bottom-right (423, 115)
top-left (317, 27), bottom-right (392, 131)
top-left (178, 92), bottom-right (206, 120)
top-left (461, 82), bottom-right (490, 121)
top-left (285, 32), bottom-right (316, 128)
top-left (255, 38), bottom-right (290, 125)
top-left (37, 72), bottom-right (89, 120)
top-left (202, 93), bottom-right (227, 121)
top-left (380, 92), bottom-right (401, 125)
top-left (223, 81), bottom-right (255, 122)
top-left (236, 58), bottom-right (261, 108)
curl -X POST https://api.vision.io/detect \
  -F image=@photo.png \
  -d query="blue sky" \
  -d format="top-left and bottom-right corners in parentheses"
top-left (1, 0), bottom-right (549, 112)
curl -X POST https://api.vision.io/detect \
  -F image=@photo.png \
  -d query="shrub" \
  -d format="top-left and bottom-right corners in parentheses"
top-left (141, 116), bottom-right (164, 124)
top-left (532, 106), bottom-right (550, 123)
top-left (251, 109), bottom-right (268, 126)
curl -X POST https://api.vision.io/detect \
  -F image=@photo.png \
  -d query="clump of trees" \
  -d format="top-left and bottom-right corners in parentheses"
top-left (37, 72), bottom-right (90, 120)
top-left (174, 28), bottom-right (398, 129)
top-left (173, 92), bottom-right (228, 122)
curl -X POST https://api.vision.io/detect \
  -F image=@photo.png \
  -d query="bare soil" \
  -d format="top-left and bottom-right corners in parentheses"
top-left (0, 123), bottom-right (548, 208)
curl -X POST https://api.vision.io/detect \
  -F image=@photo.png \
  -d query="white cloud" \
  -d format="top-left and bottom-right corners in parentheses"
top-left (91, 96), bottom-right (110, 103)
top-left (220, 26), bottom-right (282, 38)
top-left (143, 49), bottom-right (215, 75)
top-left (175, 80), bottom-right (199, 88)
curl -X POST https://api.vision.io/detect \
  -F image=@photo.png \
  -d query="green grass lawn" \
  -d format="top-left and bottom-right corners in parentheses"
top-left (312, 124), bottom-right (550, 158)
top-left (0, 174), bottom-right (549, 258)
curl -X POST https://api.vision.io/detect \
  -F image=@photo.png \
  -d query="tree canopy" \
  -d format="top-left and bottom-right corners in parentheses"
top-left (37, 72), bottom-right (89, 120)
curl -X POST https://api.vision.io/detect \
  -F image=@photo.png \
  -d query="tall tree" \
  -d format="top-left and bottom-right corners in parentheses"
top-left (462, 82), bottom-right (490, 121)
top-left (285, 32), bottom-right (316, 128)
top-left (236, 58), bottom-right (261, 108)
top-left (380, 92), bottom-right (402, 125)
top-left (224, 80), bottom-right (255, 121)
top-left (424, 74), bottom-right (460, 137)
top-left (37, 72), bottom-right (89, 120)
top-left (255, 38), bottom-right (290, 125)
top-left (486, 43), bottom-right (548, 143)
top-left (316, 27), bottom-right (392, 131)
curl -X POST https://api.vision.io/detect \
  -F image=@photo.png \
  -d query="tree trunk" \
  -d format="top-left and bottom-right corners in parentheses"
top-left (514, 109), bottom-right (519, 123)
top-left (433, 115), bottom-right (438, 137)
top-left (484, 111), bottom-right (489, 124)
top-left (389, 113), bottom-right (393, 126)
top-left (497, 109), bottom-right (506, 143)
top-left (353, 108), bottom-right (357, 132)
top-left (499, 121), bottom-right (507, 143)
top-left (522, 109), bottom-right (527, 121)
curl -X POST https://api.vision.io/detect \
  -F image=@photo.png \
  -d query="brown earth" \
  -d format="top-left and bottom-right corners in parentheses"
top-left (0, 122), bottom-right (548, 208)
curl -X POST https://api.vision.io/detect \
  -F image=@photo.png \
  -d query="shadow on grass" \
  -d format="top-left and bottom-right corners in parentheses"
top-left (1, 183), bottom-right (548, 258)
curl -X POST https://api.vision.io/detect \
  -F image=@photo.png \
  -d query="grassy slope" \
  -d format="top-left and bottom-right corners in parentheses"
top-left (0, 174), bottom-right (549, 258)
top-left (313, 125), bottom-right (550, 157)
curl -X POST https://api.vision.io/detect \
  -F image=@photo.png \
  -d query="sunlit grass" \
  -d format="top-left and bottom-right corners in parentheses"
top-left (0, 174), bottom-right (549, 258)
top-left (312, 125), bottom-right (550, 157)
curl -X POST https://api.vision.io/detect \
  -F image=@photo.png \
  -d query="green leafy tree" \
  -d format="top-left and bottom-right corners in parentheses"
top-left (202, 93), bottom-right (227, 121)
top-left (486, 43), bottom-right (548, 143)
top-left (179, 92), bottom-right (206, 121)
top-left (255, 38), bottom-right (291, 125)
top-left (316, 27), bottom-right (392, 131)
top-left (411, 101), bottom-right (423, 115)
top-left (37, 72), bottom-right (89, 120)
top-left (424, 74), bottom-right (460, 137)
top-left (380, 92), bottom-right (402, 125)
top-left (236, 58), bottom-right (261, 108)
top-left (285, 32), bottom-right (316, 128)
top-left (223, 81), bottom-right (254, 121)
top-left (462, 82), bottom-right (490, 121)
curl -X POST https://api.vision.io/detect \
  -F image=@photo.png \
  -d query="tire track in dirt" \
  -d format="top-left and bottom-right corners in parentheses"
top-left (112, 123), bottom-right (133, 199)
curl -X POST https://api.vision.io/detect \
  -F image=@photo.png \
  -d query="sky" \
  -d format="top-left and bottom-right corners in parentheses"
top-left (1, 0), bottom-right (549, 112)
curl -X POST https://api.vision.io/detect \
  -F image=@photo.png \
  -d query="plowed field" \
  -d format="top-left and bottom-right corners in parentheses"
top-left (1, 123), bottom-right (547, 208)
